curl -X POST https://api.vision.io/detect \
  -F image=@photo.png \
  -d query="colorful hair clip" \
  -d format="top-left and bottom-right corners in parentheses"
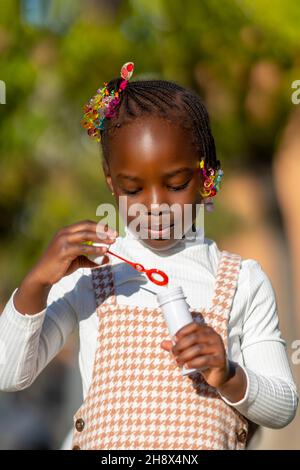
top-left (198, 158), bottom-right (223, 200)
top-left (82, 62), bottom-right (134, 142)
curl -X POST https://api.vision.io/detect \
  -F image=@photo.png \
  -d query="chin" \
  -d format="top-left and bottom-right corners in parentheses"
top-left (139, 237), bottom-right (181, 252)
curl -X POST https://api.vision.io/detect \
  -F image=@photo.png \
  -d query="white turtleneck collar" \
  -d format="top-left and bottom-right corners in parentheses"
top-left (122, 224), bottom-right (205, 258)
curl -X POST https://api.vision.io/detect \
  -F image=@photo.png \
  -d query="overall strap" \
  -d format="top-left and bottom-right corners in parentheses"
top-left (210, 250), bottom-right (242, 319)
top-left (91, 260), bottom-right (116, 309)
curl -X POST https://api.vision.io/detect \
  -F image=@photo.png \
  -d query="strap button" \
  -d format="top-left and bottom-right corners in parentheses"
top-left (236, 428), bottom-right (247, 444)
top-left (75, 418), bottom-right (85, 432)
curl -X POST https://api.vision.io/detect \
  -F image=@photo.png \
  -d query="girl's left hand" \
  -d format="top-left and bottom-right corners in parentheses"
top-left (161, 321), bottom-right (230, 389)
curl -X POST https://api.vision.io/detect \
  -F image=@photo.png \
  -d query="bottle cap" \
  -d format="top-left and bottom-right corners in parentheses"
top-left (156, 286), bottom-right (186, 308)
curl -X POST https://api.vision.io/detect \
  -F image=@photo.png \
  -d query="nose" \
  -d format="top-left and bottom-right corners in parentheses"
top-left (147, 201), bottom-right (171, 224)
top-left (142, 187), bottom-right (171, 217)
top-left (149, 203), bottom-right (162, 216)
top-left (150, 187), bottom-right (160, 205)
top-left (145, 188), bottom-right (161, 214)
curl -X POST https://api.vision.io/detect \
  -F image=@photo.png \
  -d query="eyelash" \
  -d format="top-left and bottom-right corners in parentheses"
top-left (122, 180), bottom-right (191, 196)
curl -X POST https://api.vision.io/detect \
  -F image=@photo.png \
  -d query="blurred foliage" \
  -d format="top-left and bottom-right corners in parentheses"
top-left (0, 0), bottom-right (300, 299)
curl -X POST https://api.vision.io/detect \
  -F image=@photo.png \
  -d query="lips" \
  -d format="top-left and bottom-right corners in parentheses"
top-left (149, 224), bottom-right (174, 230)
top-left (140, 219), bottom-right (174, 229)
top-left (147, 223), bottom-right (175, 238)
top-left (141, 222), bottom-right (174, 230)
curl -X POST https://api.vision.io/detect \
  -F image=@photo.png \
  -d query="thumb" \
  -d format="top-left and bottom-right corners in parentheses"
top-left (79, 254), bottom-right (110, 269)
top-left (64, 254), bottom-right (110, 277)
top-left (161, 339), bottom-right (173, 352)
top-left (69, 255), bottom-right (107, 272)
top-left (79, 257), bottom-right (101, 269)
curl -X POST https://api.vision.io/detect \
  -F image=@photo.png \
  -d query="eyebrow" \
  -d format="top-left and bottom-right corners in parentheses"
top-left (116, 168), bottom-right (193, 182)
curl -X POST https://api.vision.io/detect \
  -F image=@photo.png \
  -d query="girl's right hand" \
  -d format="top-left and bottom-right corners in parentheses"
top-left (28, 220), bottom-right (118, 287)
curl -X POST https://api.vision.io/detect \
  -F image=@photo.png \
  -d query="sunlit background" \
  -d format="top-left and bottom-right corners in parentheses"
top-left (0, 0), bottom-right (300, 449)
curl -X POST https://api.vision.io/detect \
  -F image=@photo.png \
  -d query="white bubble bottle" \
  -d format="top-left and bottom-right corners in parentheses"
top-left (157, 286), bottom-right (198, 376)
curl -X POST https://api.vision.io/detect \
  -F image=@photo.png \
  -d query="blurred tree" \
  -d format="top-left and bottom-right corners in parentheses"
top-left (0, 0), bottom-right (300, 299)
top-left (1, 0), bottom-right (300, 451)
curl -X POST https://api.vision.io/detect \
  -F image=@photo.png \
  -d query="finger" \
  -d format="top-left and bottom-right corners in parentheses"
top-left (175, 343), bottom-right (216, 365)
top-left (79, 254), bottom-right (110, 267)
top-left (59, 220), bottom-right (99, 234)
top-left (63, 243), bottom-right (109, 259)
top-left (185, 354), bottom-right (222, 370)
top-left (161, 340), bottom-right (173, 352)
top-left (60, 220), bottom-right (118, 237)
top-left (101, 254), bottom-right (110, 265)
top-left (172, 332), bottom-right (213, 355)
top-left (67, 230), bottom-right (116, 245)
top-left (72, 255), bottom-right (102, 269)
top-left (175, 322), bottom-right (197, 339)
top-left (96, 223), bottom-right (118, 240)
top-left (175, 321), bottom-right (212, 340)
top-left (161, 340), bottom-right (179, 367)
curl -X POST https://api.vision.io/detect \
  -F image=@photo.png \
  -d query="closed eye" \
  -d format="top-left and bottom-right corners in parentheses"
top-left (167, 180), bottom-right (191, 191)
top-left (122, 188), bottom-right (142, 196)
top-left (122, 179), bottom-right (191, 195)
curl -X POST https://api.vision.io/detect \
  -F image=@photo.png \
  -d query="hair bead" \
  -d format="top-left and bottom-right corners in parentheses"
top-left (198, 158), bottom-right (223, 198)
top-left (82, 62), bottom-right (134, 142)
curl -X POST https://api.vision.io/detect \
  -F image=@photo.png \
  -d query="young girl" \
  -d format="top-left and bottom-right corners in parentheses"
top-left (0, 62), bottom-right (298, 450)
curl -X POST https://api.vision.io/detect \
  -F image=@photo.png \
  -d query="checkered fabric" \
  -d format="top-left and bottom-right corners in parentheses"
top-left (72, 250), bottom-right (248, 450)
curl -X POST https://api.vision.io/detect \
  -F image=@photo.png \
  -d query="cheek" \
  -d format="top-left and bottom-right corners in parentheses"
top-left (177, 179), bottom-right (200, 204)
top-left (191, 175), bottom-right (203, 202)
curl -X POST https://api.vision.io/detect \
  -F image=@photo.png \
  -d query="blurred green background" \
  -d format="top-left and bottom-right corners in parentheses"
top-left (1, 0), bottom-right (300, 449)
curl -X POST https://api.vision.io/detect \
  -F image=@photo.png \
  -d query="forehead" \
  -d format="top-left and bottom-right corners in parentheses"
top-left (108, 117), bottom-right (197, 169)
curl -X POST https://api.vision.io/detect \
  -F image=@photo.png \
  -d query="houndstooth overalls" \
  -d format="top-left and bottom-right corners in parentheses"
top-left (72, 250), bottom-right (249, 450)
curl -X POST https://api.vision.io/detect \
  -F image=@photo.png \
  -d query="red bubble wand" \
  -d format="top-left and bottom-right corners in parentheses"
top-left (84, 241), bottom-right (169, 286)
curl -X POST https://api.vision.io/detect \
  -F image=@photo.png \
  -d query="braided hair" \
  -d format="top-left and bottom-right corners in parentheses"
top-left (100, 78), bottom-right (220, 171)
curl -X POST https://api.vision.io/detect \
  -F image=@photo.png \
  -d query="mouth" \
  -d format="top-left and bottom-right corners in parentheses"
top-left (146, 223), bottom-right (175, 239)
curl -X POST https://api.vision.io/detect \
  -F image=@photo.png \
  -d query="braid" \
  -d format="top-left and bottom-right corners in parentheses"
top-left (101, 79), bottom-right (218, 171)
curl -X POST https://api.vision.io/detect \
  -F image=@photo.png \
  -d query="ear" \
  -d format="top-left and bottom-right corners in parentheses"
top-left (102, 159), bottom-right (114, 193)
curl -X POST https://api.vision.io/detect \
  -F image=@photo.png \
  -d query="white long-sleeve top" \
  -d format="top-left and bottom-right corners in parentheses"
top-left (0, 227), bottom-right (298, 430)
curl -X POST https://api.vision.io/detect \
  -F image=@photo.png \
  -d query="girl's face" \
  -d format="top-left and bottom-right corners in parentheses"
top-left (103, 116), bottom-right (203, 250)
